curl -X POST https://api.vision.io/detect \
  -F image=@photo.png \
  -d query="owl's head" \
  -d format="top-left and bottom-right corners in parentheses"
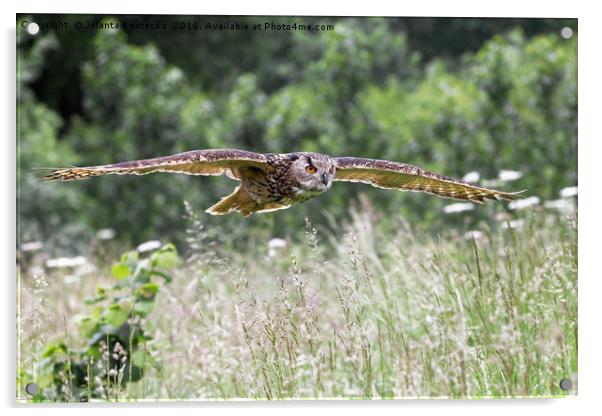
top-left (291, 153), bottom-right (335, 192)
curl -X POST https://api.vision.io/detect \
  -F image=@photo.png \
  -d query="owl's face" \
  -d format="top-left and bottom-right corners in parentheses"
top-left (292, 154), bottom-right (335, 193)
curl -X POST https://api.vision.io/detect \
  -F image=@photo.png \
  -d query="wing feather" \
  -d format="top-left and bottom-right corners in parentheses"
top-left (39, 149), bottom-right (269, 182)
top-left (334, 157), bottom-right (523, 203)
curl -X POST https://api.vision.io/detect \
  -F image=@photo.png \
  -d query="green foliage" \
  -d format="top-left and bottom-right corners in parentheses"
top-left (21, 243), bottom-right (178, 402)
top-left (17, 16), bottom-right (577, 251)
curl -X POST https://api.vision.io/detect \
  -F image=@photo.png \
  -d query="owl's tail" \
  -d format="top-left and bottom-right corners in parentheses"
top-left (205, 186), bottom-right (290, 217)
top-left (206, 186), bottom-right (251, 216)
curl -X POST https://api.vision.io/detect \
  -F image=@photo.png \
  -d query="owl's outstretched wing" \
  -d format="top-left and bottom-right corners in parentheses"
top-left (39, 149), bottom-right (270, 182)
top-left (334, 157), bottom-right (523, 203)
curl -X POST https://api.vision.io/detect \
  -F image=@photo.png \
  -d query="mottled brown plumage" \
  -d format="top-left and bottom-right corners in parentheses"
top-left (40, 148), bottom-right (522, 217)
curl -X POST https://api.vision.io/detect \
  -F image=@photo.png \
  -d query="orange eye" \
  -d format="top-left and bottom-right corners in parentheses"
top-left (305, 165), bottom-right (317, 174)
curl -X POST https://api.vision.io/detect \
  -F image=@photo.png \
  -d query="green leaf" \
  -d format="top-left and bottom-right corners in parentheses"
top-left (84, 294), bottom-right (107, 305)
top-left (135, 282), bottom-right (160, 299)
top-left (133, 300), bottom-right (155, 317)
top-left (131, 350), bottom-right (147, 368)
top-left (41, 341), bottom-right (69, 358)
top-left (90, 305), bottom-right (104, 319)
top-left (131, 349), bottom-right (155, 369)
top-left (74, 314), bottom-right (98, 337)
top-left (104, 303), bottom-right (129, 327)
top-left (151, 243), bottom-right (179, 269)
top-left (133, 258), bottom-right (151, 282)
top-left (111, 263), bottom-right (130, 280)
top-left (121, 251), bottom-right (139, 269)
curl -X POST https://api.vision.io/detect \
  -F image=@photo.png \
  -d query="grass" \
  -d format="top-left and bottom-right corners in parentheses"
top-left (17, 204), bottom-right (577, 401)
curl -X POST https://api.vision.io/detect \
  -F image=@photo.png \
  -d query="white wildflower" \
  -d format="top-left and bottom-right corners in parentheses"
top-left (20, 241), bottom-right (43, 252)
top-left (481, 179), bottom-right (503, 188)
top-left (498, 170), bottom-right (523, 182)
top-left (559, 186), bottom-right (577, 198)
top-left (462, 171), bottom-right (480, 183)
top-left (443, 202), bottom-right (474, 214)
top-left (96, 228), bottom-right (115, 240)
top-left (544, 199), bottom-right (575, 214)
top-left (137, 240), bottom-right (162, 253)
top-left (464, 230), bottom-right (484, 240)
top-left (502, 219), bottom-right (524, 229)
top-left (268, 238), bottom-right (287, 258)
top-left (46, 256), bottom-right (88, 269)
top-left (508, 196), bottom-right (540, 210)
top-left (268, 238), bottom-right (287, 250)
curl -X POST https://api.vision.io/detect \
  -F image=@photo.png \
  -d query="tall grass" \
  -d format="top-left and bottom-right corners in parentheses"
top-left (18, 206), bottom-right (577, 400)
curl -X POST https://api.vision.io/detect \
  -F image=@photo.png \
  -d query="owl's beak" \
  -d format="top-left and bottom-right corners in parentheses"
top-left (321, 173), bottom-right (329, 186)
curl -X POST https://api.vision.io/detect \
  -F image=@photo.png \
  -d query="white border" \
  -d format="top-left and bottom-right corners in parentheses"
top-left (3, 1), bottom-right (600, 415)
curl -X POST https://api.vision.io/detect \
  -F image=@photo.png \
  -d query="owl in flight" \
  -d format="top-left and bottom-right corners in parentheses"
top-left (42, 149), bottom-right (521, 217)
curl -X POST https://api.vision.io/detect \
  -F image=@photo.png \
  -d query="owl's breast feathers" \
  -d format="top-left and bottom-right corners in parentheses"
top-left (261, 153), bottom-right (301, 202)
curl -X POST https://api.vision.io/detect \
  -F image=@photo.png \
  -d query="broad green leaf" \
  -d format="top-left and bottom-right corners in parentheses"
top-left (41, 342), bottom-right (68, 358)
top-left (134, 300), bottom-right (155, 317)
top-left (104, 303), bottom-right (129, 327)
top-left (151, 244), bottom-right (179, 269)
top-left (135, 282), bottom-right (160, 299)
top-left (74, 314), bottom-right (98, 337)
top-left (131, 349), bottom-right (147, 368)
top-left (131, 349), bottom-right (155, 368)
top-left (90, 305), bottom-right (104, 319)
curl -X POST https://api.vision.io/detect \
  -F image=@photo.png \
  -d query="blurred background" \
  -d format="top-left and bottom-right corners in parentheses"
top-left (17, 15), bottom-right (577, 254)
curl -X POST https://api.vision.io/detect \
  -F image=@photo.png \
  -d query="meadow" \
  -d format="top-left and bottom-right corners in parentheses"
top-left (17, 199), bottom-right (577, 401)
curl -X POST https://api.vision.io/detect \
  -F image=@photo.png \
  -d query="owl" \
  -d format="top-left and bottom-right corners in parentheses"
top-left (41, 149), bottom-right (522, 217)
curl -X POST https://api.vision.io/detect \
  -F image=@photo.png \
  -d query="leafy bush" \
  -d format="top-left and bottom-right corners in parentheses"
top-left (20, 243), bottom-right (179, 402)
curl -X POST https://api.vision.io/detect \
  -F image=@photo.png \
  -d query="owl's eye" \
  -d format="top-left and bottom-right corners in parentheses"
top-left (305, 165), bottom-right (317, 174)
